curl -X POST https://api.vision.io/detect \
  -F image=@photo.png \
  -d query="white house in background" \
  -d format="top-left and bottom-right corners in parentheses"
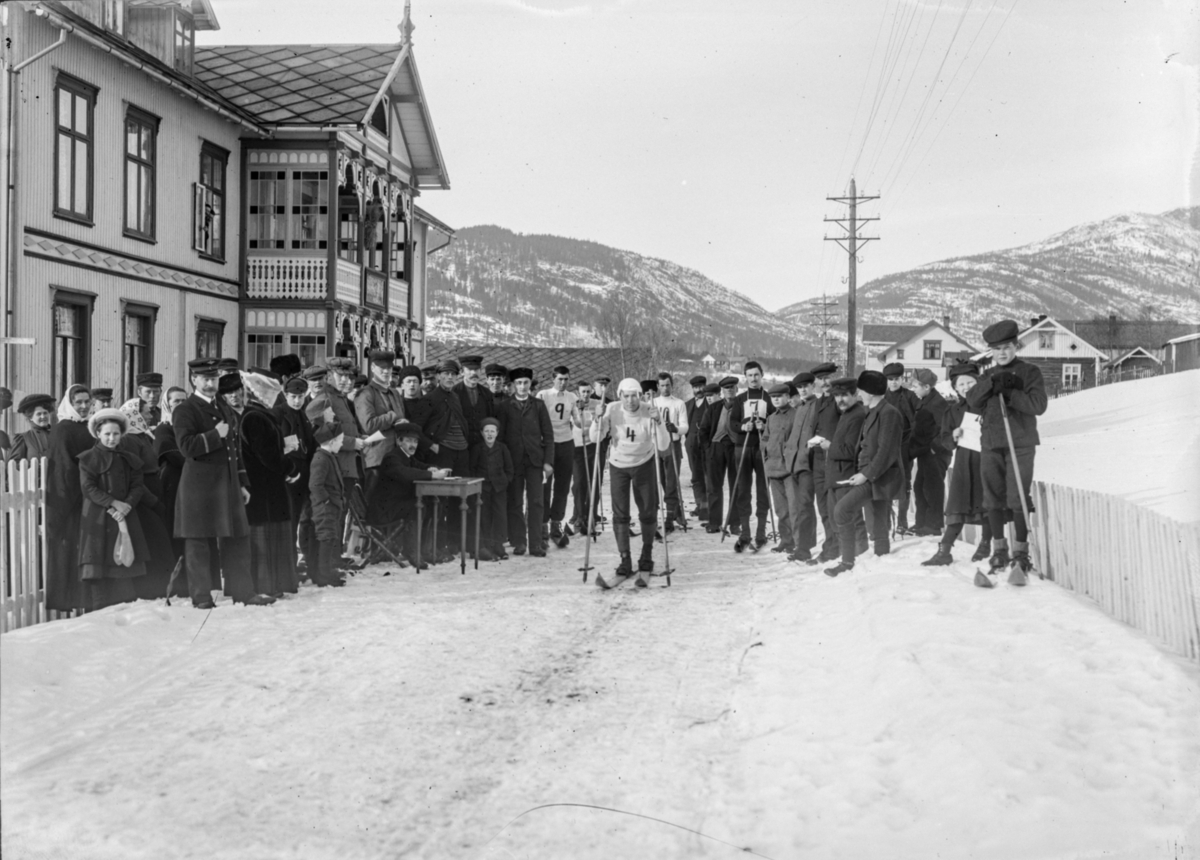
top-left (865, 319), bottom-right (980, 383)
top-left (970, 315), bottom-right (1105, 393)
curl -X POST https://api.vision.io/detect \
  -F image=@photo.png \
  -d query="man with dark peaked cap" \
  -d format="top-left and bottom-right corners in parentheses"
top-left (964, 318), bottom-right (1047, 581)
top-left (135, 371), bottom-right (164, 428)
top-left (420, 363), bottom-right (438, 396)
top-left (700, 375), bottom-right (741, 533)
top-left (696, 381), bottom-right (721, 525)
top-left (883, 362), bottom-right (920, 533)
top-left (173, 358), bottom-right (274, 607)
top-left (217, 357), bottom-right (240, 377)
top-left (356, 349), bottom-right (407, 470)
top-left (499, 366), bottom-right (555, 556)
top-left (419, 359), bottom-right (475, 551)
top-left (781, 372), bottom-right (820, 560)
top-left (486, 363), bottom-right (510, 409)
top-left (728, 360), bottom-right (775, 551)
top-left (825, 370), bottom-right (904, 577)
top-left (809, 362), bottom-right (842, 561)
top-left (684, 374), bottom-right (709, 520)
top-left (90, 387), bottom-right (114, 411)
top-left (324, 357), bottom-right (369, 558)
top-left (8, 393), bottom-right (55, 462)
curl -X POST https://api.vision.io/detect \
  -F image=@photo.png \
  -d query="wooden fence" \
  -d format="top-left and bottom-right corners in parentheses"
top-left (1032, 481), bottom-right (1200, 662)
top-left (2, 457), bottom-right (50, 632)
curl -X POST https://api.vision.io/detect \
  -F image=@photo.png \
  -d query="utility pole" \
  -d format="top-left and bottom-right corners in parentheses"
top-left (808, 294), bottom-right (840, 362)
top-left (824, 178), bottom-right (879, 375)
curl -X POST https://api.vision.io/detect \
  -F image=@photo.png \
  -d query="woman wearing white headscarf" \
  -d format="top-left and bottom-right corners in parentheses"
top-left (44, 385), bottom-right (95, 612)
top-left (120, 398), bottom-right (180, 599)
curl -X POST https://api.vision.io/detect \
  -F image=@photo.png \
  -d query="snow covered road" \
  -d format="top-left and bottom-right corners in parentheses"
top-left (4, 530), bottom-right (1199, 860)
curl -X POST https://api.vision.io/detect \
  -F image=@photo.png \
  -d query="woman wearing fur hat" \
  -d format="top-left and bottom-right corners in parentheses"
top-left (77, 409), bottom-right (151, 610)
top-left (590, 378), bottom-right (671, 587)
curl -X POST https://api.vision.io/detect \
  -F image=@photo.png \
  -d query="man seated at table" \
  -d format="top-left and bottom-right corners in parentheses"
top-left (369, 420), bottom-right (450, 568)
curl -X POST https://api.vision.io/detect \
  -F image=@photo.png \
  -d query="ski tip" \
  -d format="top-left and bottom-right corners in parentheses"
top-left (974, 569), bottom-right (995, 589)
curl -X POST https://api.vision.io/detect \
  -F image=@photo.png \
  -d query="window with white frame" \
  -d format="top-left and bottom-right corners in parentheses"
top-left (194, 143), bottom-right (227, 260)
top-left (923, 340), bottom-right (941, 361)
top-left (896, 348), bottom-right (905, 360)
top-left (1062, 363), bottom-right (1081, 388)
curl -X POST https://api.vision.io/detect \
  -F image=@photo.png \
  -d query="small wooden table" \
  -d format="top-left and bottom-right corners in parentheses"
top-left (414, 477), bottom-right (484, 575)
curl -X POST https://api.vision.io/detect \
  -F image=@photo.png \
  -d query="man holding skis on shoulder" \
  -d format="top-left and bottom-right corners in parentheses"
top-left (590, 378), bottom-right (672, 589)
top-left (964, 319), bottom-right (1048, 585)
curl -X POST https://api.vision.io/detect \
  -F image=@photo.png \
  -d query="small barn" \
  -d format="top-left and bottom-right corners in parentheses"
top-left (1164, 333), bottom-right (1200, 374)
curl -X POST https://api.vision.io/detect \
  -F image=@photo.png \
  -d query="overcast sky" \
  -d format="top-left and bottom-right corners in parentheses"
top-left (200, 0), bottom-right (1199, 313)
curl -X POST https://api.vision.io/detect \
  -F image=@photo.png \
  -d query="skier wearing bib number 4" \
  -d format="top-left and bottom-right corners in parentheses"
top-left (591, 378), bottom-right (672, 588)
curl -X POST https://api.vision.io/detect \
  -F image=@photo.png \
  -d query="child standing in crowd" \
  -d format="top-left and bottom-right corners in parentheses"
top-left (471, 417), bottom-right (514, 561)
top-left (309, 423), bottom-right (347, 588)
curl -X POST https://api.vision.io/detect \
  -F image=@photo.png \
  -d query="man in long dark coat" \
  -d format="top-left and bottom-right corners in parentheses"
top-left (908, 368), bottom-right (953, 536)
top-left (684, 374), bottom-right (708, 521)
top-left (883, 363), bottom-right (920, 533)
top-left (44, 385), bottom-right (94, 612)
top-left (173, 359), bottom-right (274, 608)
top-left (817, 377), bottom-right (867, 566)
top-left (825, 370), bottom-right (904, 577)
top-left (808, 362), bottom-right (842, 562)
top-left (276, 376), bottom-right (317, 568)
top-left (499, 367), bottom-right (554, 556)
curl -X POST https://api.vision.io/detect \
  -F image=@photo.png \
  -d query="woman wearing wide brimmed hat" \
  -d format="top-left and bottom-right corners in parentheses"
top-left (77, 408), bottom-right (151, 611)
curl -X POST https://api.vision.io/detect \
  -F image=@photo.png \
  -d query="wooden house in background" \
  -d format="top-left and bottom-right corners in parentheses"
top-left (864, 317), bottom-right (979, 383)
top-left (1, 0), bottom-right (452, 421)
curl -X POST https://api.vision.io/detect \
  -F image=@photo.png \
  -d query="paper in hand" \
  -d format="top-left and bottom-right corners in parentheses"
top-left (958, 414), bottom-right (983, 453)
top-left (364, 430), bottom-right (386, 445)
top-left (808, 435), bottom-right (826, 448)
top-left (283, 434), bottom-right (299, 453)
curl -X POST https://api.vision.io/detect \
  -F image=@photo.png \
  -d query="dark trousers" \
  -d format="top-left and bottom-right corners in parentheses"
top-left (542, 440), bottom-right (575, 524)
top-left (914, 452), bottom-right (951, 531)
top-left (314, 539), bottom-right (342, 587)
top-left (572, 444), bottom-right (601, 526)
top-left (773, 471), bottom-right (817, 553)
top-left (834, 483), bottom-right (891, 565)
top-left (813, 451), bottom-right (837, 555)
top-left (657, 441), bottom-right (683, 521)
top-left (768, 475), bottom-right (796, 549)
top-left (435, 446), bottom-right (472, 547)
top-left (481, 485), bottom-right (507, 548)
top-left (507, 462), bottom-right (545, 550)
top-left (286, 483), bottom-right (308, 554)
top-left (707, 439), bottom-right (737, 527)
top-left (896, 456), bottom-right (915, 528)
top-left (686, 435), bottom-right (707, 514)
top-left (185, 536), bottom-right (252, 605)
top-left (732, 445), bottom-right (770, 537)
top-left (610, 457), bottom-right (658, 558)
top-left (982, 445), bottom-right (1036, 543)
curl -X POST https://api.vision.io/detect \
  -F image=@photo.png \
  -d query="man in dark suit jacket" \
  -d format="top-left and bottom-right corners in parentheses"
top-left (454, 354), bottom-right (496, 464)
top-left (700, 377), bottom-right (739, 533)
top-left (826, 370), bottom-right (904, 577)
top-left (498, 367), bottom-right (554, 555)
top-left (173, 359), bottom-right (273, 608)
top-left (683, 374), bottom-right (708, 521)
top-left (883, 362), bottom-right (921, 533)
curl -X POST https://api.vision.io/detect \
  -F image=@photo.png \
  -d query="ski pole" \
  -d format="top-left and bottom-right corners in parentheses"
top-left (721, 436), bottom-right (750, 541)
top-left (663, 432), bottom-right (688, 532)
top-left (579, 415), bottom-right (605, 582)
top-left (652, 430), bottom-right (673, 586)
top-left (999, 393), bottom-right (1038, 578)
top-left (754, 422), bottom-right (778, 542)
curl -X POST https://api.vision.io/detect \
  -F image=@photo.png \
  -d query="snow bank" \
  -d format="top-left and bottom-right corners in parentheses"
top-left (1038, 369), bottom-right (1200, 523)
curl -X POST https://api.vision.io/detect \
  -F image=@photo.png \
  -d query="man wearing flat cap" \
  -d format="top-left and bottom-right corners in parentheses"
top-left (809, 362), bottom-right (843, 562)
top-left (89, 387), bottom-right (114, 412)
top-left (454, 355), bottom-right (497, 490)
top-left (410, 358), bottom-right (476, 551)
top-left (883, 362), bottom-right (920, 533)
top-left (324, 357), bottom-right (369, 557)
top-left (684, 374), bottom-right (709, 521)
top-left (963, 318), bottom-right (1047, 580)
top-left (825, 370), bottom-right (904, 577)
top-left (908, 368), bottom-right (952, 536)
top-left (173, 358), bottom-right (274, 607)
top-left (820, 378), bottom-right (868, 566)
top-left (356, 349), bottom-right (407, 470)
top-left (485, 364), bottom-right (510, 408)
top-left (779, 375), bottom-right (820, 560)
top-left (420, 364), bottom-right (437, 396)
top-left (698, 375), bottom-right (741, 533)
top-left (499, 366), bottom-right (555, 556)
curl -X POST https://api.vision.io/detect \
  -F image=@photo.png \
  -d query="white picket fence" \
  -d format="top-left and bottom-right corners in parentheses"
top-left (1032, 481), bottom-right (1200, 662)
top-left (2, 457), bottom-right (50, 632)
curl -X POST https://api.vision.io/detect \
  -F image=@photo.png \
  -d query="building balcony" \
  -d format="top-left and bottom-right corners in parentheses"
top-left (246, 255), bottom-right (327, 300)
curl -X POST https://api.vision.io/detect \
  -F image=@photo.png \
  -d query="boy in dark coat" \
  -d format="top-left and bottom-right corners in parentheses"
top-left (470, 417), bottom-right (514, 560)
top-left (825, 371), bottom-right (903, 577)
top-left (308, 423), bottom-right (347, 587)
top-left (964, 319), bottom-right (1048, 582)
top-left (908, 368), bottom-right (953, 535)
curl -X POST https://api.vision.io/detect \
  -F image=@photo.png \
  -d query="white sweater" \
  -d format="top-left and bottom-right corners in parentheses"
top-left (593, 401), bottom-right (670, 469)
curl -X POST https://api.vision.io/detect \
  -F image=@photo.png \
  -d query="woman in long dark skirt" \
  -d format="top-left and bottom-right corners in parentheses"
top-left (120, 399), bottom-right (180, 599)
top-left (154, 387), bottom-right (188, 561)
top-left (78, 409), bottom-right (151, 611)
top-left (231, 371), bottom-right (298, 596)
top-left (923, 363), bottom-right (997, 566)
top-left (44, 385), bottom-right (95, 613)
